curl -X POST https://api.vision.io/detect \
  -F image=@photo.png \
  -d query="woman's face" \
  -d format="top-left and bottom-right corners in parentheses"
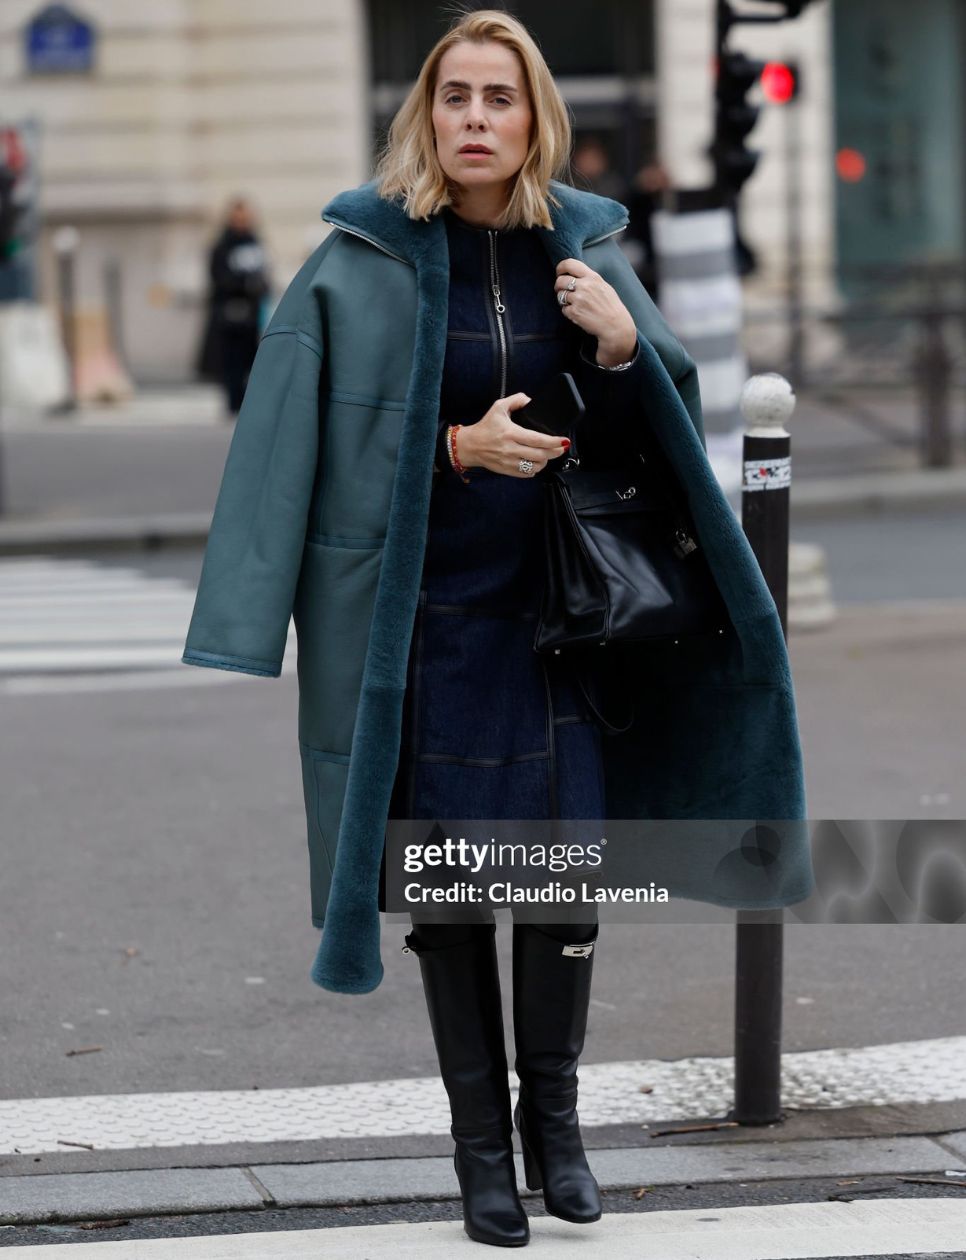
top-left (431, 40), bottom-right (533, 197)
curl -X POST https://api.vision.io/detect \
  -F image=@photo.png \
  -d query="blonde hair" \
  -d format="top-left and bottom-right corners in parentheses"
top-left (373, 7), bottom-right (573, 230)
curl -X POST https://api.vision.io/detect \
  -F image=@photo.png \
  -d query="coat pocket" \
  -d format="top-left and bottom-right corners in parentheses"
top-left (293, 538), bottom-right (384, 755)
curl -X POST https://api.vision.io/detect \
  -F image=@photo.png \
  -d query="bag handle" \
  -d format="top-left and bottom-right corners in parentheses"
top-left (574, 657), bottom-right (636, 736)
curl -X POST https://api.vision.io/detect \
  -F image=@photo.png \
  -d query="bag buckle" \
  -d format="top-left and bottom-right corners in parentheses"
top-left (616, 485), bottom-right (637, 501)
top-left (672, 527), bottom-right (698, 557)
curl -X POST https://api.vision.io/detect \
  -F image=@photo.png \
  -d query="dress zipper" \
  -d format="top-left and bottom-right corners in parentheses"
top-left (487, 229), bottom-right (508, 397)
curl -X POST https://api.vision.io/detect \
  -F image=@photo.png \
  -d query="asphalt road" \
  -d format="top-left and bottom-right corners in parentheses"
top-left (1, 552), bottom-right (964, 1103)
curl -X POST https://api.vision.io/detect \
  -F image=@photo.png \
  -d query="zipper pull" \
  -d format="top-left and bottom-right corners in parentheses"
top-left (491, 283), bottom-right (505, 314)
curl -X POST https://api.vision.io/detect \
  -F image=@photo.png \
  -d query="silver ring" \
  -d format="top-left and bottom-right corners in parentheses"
top-left (518, 458), bottom-right (534, 475)
top-left (557, 290), bottom-right (569, 307)
top-left (566, 277), bottom-right (577, 291)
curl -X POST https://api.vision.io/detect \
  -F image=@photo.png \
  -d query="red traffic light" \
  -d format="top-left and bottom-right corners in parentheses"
top-left (836, 148), bottom-right (866, 183)
top-left (760, 61), bottom-right (799, 104)
top-left (0, 127), bottom-right (28, 174)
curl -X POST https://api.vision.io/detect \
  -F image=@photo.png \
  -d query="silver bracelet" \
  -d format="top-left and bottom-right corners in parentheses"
top-left (580, 342), bottom-right (638, 372)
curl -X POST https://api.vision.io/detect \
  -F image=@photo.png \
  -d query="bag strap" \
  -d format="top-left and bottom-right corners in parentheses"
top-left (574, 659), bottom-right (636, 736)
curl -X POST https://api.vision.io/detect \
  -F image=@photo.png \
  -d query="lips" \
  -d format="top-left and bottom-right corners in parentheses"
top-left (460, 145), bottom-right (493, 155)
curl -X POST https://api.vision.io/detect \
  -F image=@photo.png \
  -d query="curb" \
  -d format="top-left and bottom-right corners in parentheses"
top-left (789, 465), bottom-right (966, 519)
top-left (2, 1131), bottom-right (965, 1227)
top-left (0, 513), bottom-right (211, 555)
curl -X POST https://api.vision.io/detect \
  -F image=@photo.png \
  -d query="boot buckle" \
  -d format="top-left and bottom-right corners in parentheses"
top-left (562, 943), bottom-right (594, 958)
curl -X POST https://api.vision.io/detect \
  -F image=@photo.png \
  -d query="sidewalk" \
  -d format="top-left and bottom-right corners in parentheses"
top-left (1, 1123), bottom-right (966, 1239)
top-left (4, 1041), bottom-right (966, 1234)
top-left (0, 386), bottom-right (964, 555)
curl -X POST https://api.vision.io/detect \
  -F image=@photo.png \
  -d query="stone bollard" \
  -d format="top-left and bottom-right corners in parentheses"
top-left (739, 372), bottom-right (836, 632)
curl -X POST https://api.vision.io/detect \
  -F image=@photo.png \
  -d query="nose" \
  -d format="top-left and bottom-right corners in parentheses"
top-left (464, 98), bottom-right (489, 131)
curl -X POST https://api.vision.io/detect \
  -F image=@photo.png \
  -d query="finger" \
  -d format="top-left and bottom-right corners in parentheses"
top-left (555, 257), bottom-right (595, 278)
top-left (507, 421), bottom-right (571, 451)
top-left (508, 453), bottom-right (546, 477)
top-left (554, 273), bottom-right (592, 294)
top-left (500, 392), bottom-right (532, 411)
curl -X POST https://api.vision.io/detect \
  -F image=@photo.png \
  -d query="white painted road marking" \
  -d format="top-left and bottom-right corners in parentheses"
top-left (0, 557), bottom-right (295, 689)
top-left (2, 1036), bottom-right (966, 1155)
top-left (1, 1199), bottom-right (965, 1258)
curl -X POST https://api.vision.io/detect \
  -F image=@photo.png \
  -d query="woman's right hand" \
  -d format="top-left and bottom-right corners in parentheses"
top-left (456, 393), bottom-right (570, 478)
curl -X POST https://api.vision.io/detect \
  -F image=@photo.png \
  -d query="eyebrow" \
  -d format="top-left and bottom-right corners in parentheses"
top-left (439, 79), bottom-right (518, 93)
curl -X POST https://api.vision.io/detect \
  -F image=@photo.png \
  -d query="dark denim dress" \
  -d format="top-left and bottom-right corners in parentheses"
top-left (386, 205), bottom-right (644, 847)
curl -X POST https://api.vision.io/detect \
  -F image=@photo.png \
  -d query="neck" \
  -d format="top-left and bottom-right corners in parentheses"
top-left (450, 180), bottom-right (512, 228)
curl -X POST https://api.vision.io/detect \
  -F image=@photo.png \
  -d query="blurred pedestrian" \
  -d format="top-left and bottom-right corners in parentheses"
top-left (196, 196), bottom-right (271, 417)
top-left (570, 134), bottom-right (626, 202)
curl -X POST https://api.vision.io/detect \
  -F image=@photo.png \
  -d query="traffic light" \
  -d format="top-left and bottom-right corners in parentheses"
top-left (712, 50), bottom-right (767, 198)
top-left (756, 1), bottom-right (815, 15)
top-left (0, 166), bottom-right (16, 258)
top-left (0, 127), bottom-right (30, 261)
top-left (760, 60), bottom-right (801, 105)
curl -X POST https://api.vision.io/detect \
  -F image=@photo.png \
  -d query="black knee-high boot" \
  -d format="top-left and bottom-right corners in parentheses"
top-left (511, 921), bottom-right (602, 1223)
top-left (404, 922), bottom-right (530, 1248)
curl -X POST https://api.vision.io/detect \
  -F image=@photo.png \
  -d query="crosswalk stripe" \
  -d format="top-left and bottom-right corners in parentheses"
top-left (0, 589), bottom-right (195, 608)
top-left (1, 1199), bottom-right (965, 1257)
top-left (0, 646), bottom-right (200, 672)
top-left (0, 557), bottom-right (294, 682)
top-left (0, 624), bottom-right (198, 644)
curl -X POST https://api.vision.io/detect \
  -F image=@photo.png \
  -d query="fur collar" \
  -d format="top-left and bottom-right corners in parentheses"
top-left (321, 177), bottom-right (629, 270)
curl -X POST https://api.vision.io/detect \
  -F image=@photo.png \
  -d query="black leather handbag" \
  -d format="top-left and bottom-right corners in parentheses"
top-left (533, 415), bottom-right (730, 734)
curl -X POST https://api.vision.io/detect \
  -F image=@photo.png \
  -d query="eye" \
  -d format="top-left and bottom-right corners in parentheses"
top-left (442, 93), bottom-right (512, 105)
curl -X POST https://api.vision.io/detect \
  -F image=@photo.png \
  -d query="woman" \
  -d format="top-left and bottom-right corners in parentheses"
top-left (378, 12), bottom-right (655, 1246)
top-left (182, 7), bottom-right (813, 1248)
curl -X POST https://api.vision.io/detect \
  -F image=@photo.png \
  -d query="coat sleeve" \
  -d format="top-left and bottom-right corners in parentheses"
top-left (181, 241), bottom-right (334, 678)
top-left (581, 237), bottom-right (706, 454)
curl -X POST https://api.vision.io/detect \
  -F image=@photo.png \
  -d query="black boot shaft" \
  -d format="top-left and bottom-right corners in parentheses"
top-left (405, 924), bottom-right (530, 1246)
top-left (512, 922), bottom-right (603, 1224)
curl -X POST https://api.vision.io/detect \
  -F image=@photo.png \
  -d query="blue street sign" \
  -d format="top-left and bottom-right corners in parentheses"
top-left (25, 5), bottom-right (96, 75)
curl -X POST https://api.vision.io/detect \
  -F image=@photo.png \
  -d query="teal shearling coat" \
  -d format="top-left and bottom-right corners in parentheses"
top-left (182, 177), bottom-right (814, 995)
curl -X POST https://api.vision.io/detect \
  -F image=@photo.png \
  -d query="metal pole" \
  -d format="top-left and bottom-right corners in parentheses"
top-left (732, 372), bottom-right (796, 1126)
top-left (785, 93), bottom-right (805, 388)
top-left (734, 907), bottom-right (784, 1123)
top-left (916, 277), bottom-right (952, 468)
top-left (52, 225), bottom-right (78, 414)
top-left (0, 317), bottom-right (5, 516)
top-left (104, 255), bottom-right (129, 378)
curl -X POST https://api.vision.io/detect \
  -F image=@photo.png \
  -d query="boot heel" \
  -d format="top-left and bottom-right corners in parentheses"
top-left (514, 1100), bottom-right (543, 1191)
top-left (520, 1133), bottom-right (543, 1191)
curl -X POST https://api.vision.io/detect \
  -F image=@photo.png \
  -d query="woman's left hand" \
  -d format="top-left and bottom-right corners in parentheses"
top-left (554, 258), bottom-right (638, 367)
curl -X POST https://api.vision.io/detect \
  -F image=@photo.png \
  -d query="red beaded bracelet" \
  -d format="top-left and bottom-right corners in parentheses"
top-left (447, 424), bottom-right (471, 484)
